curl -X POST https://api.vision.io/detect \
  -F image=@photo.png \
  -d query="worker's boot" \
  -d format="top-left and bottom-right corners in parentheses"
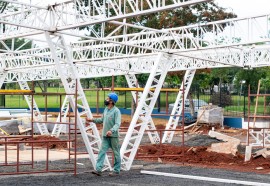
top-left (109, 171), bottom-right (119, 176)
top-left (92, 170), bottom-right (102, 176)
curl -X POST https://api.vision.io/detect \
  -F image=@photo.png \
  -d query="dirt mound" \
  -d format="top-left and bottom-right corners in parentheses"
top-left (136, 144), bottom-right (270, 174)
top-left (25, 136), bottom-right (67, 149)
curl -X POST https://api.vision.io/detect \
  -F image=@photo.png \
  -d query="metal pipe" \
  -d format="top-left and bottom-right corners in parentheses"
top-left (112, 75), bottom-right (114, 92)
top-left (166, 91), bottom-right (168, 114)
top-left (247, 85), bottom-right (251, 146)
top-left (74, 80), bottom-right (78, 176)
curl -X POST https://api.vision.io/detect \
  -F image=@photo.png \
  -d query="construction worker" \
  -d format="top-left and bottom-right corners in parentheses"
top-left (86, 92), bottom-right (121, 176)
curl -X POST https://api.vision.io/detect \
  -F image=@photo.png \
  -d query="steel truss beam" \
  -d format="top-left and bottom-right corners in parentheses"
top-left (125, 74), bottom-right (160, 144)
top-left (162, 70), bottom-right (196, 143)
top-left (45, 32), bottom-right (111, 171)
top-left (3, 46), bottom-right (270, 83)
top-left (18, 81), bottom-right (49, 135)
top-left (0, 42), bottom-right (245, 71)
top-left (0, 0), bottom-right (211, 40)
top-left (120, 53), bottom-right (172, 170)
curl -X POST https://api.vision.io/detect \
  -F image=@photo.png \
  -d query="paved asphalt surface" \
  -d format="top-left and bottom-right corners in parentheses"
top-left (1, 160), bottom-right (270, 186)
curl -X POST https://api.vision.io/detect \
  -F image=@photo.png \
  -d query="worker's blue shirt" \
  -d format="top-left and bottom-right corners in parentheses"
top-left (93, 106), bottom-right (121, 137)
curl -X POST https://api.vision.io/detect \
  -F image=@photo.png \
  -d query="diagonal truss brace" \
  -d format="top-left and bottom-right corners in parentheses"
top-left (162, 69), bottom-right (196, 143)
top-left (120, 53), bottom-right (172, 170)
top-left (45, 32), bottom-right (111, 171)
top-left (125, 74), bottom-right (160, 144)
top-left (18, 81), bottom-right (49, 135)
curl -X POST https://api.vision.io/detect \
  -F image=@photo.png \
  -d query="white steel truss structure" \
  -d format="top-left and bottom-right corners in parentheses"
top-left (2, 46), bottom-right (270, 83)
top-left (162, 70), bottom-right (196, 143)
top-left (1, 0), bottom-right (270, 170)
top-left (125, 74), bottom-right (160, 144)
top-left (0, 0), bottom-right (211, 39)
top-left (18, 81), bottom-right (49, 135)
top-left (45, 32), bottom-right (111, 171)
top-left (120, 53), bottom-right (172, 170)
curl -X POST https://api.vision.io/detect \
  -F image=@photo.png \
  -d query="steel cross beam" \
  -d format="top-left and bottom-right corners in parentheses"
top-left (60, 13), bottom-right (270, 54)
top-left (4, 45), bottom-right (270, 82)
top-left (1, 13), bottom-right (270, 71)
top-left (0, 38), bottom-right (251, 72)
top-left (125, 74), bottom-right (160, 144)
top-left (0, 0), bottom-right (212, 40)
top-left (120, 53), bottom-right (172, 170)
top-left (45, 32), bottom-right (112, 171)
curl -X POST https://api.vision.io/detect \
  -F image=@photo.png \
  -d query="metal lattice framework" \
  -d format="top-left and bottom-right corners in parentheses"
top-left (125, 74), bottom-right (160, 144)
top-left (1, 0), bottom-right (270, 170)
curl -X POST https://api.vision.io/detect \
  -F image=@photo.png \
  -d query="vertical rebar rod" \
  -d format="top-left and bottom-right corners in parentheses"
top-left (5, 138), bottom-right (7, 165)
top-left (31, 90), bottom-right (34, 169)
top-left (112, 75), bottom-right (114, 92)
top-left (166, 91), bottom-right (168, 114)
top-left (45, 95), bottom-right (48, 122)
top-left (60, 95), bottom-right (62, 122)
top-left (97, 90), bottom-right (99, 115)
top-left (46, 143), bottom-right (49, 172)
top-left (74, 80), bottom-right (78, 175)
top-left (16, 143), bottom-right (19, 173)
top-left (247, 85), bottom-right (250, 146)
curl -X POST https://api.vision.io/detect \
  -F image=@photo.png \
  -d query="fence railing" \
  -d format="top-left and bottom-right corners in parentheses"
top-left (2, 87), bottom-right (270, 118)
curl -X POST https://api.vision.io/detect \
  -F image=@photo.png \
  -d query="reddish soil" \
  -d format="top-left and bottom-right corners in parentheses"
top-left (136, 144), bottom-right (270, 174)
top-left (24, 136), bottom-right (67, 149)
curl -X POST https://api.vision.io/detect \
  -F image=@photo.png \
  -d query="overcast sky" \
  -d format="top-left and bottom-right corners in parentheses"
top-left (215, 0), bottom-right (270, 17)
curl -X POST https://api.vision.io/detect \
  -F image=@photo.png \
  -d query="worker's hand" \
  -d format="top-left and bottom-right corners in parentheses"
top-left (106, 130), bottom-right (112, 137)
top-left (86, 118), bottom-right (93, 122)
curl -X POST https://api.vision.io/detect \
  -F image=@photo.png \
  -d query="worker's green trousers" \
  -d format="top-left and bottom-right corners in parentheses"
top-left (96, 137), bottom-right (121, 173)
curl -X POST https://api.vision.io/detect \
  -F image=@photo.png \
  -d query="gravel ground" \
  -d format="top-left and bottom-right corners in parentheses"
top-left (1, 159), bottom-right (270, 186)
top-left (2, 132), bottom-right (270, 185)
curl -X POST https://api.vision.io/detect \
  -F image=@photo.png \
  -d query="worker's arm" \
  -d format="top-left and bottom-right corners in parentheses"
top-left (110, 110), bottom-right (121, 133)
top-left (86, 113), bottom-right (104, 124)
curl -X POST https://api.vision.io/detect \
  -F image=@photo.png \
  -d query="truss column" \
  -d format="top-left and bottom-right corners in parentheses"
top-left (125, 74), bottom-right (160, 144)
top-left (45, 32), bottom-right (111, 171)
top-left (120, 53), bottom-right (171, 170)
top-left (162, 69), bottom-right (196, 143)
top-left (18, 81), bottom-right (49, 135)
top-left (51, 95), bottom-right (70, 137)
top-left (0, 71), bottom-right (7, 89)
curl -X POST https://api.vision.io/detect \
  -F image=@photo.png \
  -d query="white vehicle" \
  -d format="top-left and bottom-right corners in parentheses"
top-left (169, 99), bottom-right (208, 113)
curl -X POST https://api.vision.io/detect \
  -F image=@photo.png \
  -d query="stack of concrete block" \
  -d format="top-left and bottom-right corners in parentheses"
top-left (197, 105), bottom-right (223, 126)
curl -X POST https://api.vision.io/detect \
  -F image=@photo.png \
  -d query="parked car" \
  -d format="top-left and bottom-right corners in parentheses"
top-left (169, 99), bottom-right (208, 113)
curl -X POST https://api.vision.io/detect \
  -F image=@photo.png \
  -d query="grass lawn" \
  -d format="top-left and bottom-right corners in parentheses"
top-left (3, 88), bottom-right (270, 116)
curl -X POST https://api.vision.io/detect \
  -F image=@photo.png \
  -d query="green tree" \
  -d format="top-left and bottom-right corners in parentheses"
top-left (235, 68), bottom-right (268, 100)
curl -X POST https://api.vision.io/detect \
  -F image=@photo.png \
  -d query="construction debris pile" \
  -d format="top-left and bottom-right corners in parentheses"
top-left (136, 128), bottom-right (270, 174)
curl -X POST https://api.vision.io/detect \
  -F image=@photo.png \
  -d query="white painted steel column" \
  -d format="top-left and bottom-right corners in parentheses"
top-left (162, 69), bottom-right (196, 143)
top-left (120, 53), bottom-right (172, 170)
top-left (45, 32), bottom-right (112, 171)
top-left (125, 74), bottom-right (160, 144)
